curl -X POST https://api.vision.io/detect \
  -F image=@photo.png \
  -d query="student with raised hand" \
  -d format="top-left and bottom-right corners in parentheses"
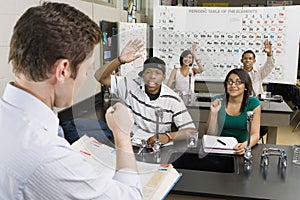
top-left (205, 69), bottom-right (261, 154)
top-left (95, 41), bottom-right (196, 146)
top-left (241, 39), bottom-right (275, 96)
top-left (167, 43), bottom-right (204, 94)
top-left (0, 2), bottom-right (142, 199)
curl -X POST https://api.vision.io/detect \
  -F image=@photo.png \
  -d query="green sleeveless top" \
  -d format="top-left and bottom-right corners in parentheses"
top-left (212, 95), bottom-right (261, 143)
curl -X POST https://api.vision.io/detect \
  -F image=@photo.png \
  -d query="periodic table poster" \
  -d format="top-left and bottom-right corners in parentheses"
top-left (153, 6), bottom-right (300, 84)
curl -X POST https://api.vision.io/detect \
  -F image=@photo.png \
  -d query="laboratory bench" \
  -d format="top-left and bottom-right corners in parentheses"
top-left (154, 140), bottom-right (300, 200)
top-left (58, 92), bottom-right (298, 200)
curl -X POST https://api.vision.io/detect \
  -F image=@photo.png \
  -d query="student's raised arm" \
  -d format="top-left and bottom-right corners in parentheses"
top-left (191, 43), bottom-right (204, 74)
top-left (167, 67), bottom-right (177, 88)
top-left (263, 39), bottom-right (273, 57)
top-left (205, 98), bottom-right (222, 135)
top-left (260, 39), bottom-right (275, 80)
top-left (94, 39), bottom-right (143, 87)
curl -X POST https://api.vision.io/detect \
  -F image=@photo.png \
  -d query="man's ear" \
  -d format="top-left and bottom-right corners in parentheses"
top-left (54, 59), bottom-right (71, 82)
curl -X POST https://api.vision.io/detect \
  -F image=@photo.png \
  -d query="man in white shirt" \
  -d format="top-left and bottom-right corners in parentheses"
top-left (241, 39), bottom-right (275, 96)
top-left (0, 2), bottom-right (142, 199)
top-left (241, 39), bottom-right (275, 141)
top-left (95, 41), bottom-right (196, 146)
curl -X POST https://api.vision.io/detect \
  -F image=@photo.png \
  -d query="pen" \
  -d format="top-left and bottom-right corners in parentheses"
top-left (217, 139), bottom-right (226, 146)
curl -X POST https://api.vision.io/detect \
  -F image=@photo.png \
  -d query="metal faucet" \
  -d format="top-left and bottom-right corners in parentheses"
top-left (137, 139), bottom-right (147, 157)
top-left (260, 147), bottom-right (287, 179)
top-left (260, 147), bottom-right (287, 168)
top-left (187, 72), bottom-right (192, 104)
top-left (153, 107), bottom-right (163, 163)
top-left (244, 111), bottom-right (254, 171)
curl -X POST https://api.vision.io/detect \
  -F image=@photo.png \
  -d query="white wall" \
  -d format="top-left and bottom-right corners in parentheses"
top-left (0, 0), bottom-right (37, 99)
top-left (0, 0), bottom-right (128, 104)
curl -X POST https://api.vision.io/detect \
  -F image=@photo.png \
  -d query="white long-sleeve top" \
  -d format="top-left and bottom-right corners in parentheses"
top-left (248, 56), bottom-right (275, 96)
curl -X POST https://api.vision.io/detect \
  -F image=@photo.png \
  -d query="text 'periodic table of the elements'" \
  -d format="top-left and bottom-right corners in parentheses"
top-left (153, 6), bottom-right (300, 84)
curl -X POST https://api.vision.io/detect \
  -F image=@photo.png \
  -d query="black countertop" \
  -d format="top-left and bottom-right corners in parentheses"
top-left (140, 141), bottom-right (300, 200)
top-left (187, 93), bottom-right (292, 114)
top-left (59, 93), bottom-right (297, 199)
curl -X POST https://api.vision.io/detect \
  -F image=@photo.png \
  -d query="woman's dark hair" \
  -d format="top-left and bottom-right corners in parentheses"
top-left (179, 50), bottom-right (194, 66)
top-left (9, 2), bottom-right (101, 81)
top-left (223, 68), bottom-right (253, 112)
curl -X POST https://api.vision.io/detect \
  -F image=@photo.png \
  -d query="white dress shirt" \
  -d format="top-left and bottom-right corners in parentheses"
top-left (0, 83), bottom-right (142, 200)
top-left (249, 56), bottom-right (275, 96)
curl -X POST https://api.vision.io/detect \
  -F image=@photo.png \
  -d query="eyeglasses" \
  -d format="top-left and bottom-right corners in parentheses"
top-left (226, 80), bottom-right (244, 86)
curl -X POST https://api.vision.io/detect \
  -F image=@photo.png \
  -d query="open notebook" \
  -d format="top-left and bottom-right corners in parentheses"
top-left (202, 135), bottom-right (238, 154)
top-left (72, 135), bottom-right (181, 200)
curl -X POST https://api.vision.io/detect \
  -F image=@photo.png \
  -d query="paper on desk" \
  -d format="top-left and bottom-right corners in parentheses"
top-left (202, 135), bottom-right (238, 154)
